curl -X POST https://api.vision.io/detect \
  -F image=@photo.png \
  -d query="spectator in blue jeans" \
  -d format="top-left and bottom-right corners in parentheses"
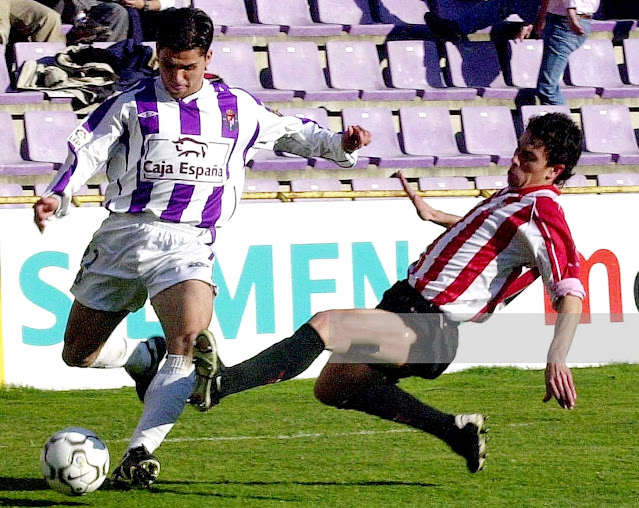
top-left (535, 0), bottom-right (600, 104)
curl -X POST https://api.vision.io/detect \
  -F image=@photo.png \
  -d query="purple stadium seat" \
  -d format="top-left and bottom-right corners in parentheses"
top-left (0, 44), bottom-right (44, 104)
top-left (326, 41), bottom-right (416, 100)
top-left (290, 178), bottom-right (344, 201)
top-left (596, 173), bottom-right (639, 186)
top-left (445, 42), bottom-right (518, 99)
top-left (373, 0), bottom-right (429, 25)
top-left (568, 39), bottom-right (639, 98)
top-left (340, 107), bottom-right (434, 168)
top-left (193, 0), bottom-right (280, 36)
top-left (0, 184), bottom-right (27, 208)
top-left (581, 105), bottom-right (639, 165)
top-left (507, 40), bottom-right (597, 100)
top-left (474, 175), bottom-right (508, 190)
top-left (461, 106), bottom-right (517, 165)
top-left (248, 150), bottom-right (309, 172)
top-left (253, 0), bottom-right (343, 36)
top-left (386, 40), bottom-right (478, 101)
top-left (399, 106), bottom-right (490, 167)
top-left (207, 42), bottom-right (294, 102)
top-left (519, 105), bottom-right (612, 166)
top-left (312, 0), bottom-right (394, 35)
top-left (277, 107), bottom-right (331, 129)
top-left (563, 174), bottom-right (589, 187)
top-left (268, 42), bottom-right (359, 101)
top-left (242, 179), bottom-right (281, 203)
top-left (351, 177), bottom-right (404, 200)
top-left (418, 176), bottom-right (473, 190)
top-left (24, 111), bottom-right (78, 167)
top-left (0, 112), bottom-right (53, 176)
top-left (13, 42), bottom-right (67, 76)
top-left (622, 39), bottom-right (639, 86)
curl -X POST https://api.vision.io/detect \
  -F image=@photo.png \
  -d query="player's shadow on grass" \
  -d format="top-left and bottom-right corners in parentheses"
top-left (0, 478), bottom-right (85, 507)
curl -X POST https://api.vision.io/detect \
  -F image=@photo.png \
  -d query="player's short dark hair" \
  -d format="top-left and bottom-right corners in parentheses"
top-left (156, 7), bottom-right (214, 56)
top-left (526, 113), bottom-right (583, 186)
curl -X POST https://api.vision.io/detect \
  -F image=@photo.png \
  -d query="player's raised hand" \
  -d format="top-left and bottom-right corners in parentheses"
top-left (543, 362), bottom-right (577, 409)
top-left (341, 125), bottom-right (371, 153)
top-left (34, 196), bottom-right (60, 233)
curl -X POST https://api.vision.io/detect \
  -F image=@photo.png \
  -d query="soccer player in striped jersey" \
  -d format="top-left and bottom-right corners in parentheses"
top-left (193, 112), bottom-right (585, 474)
top-left (33, 7), bottom-right (370, 488)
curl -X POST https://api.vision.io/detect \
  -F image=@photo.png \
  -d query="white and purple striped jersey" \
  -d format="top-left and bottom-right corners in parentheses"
top-left (45, 77), bottom-right (356, 231)
top-left (408, 185), bottom-right (585, 322)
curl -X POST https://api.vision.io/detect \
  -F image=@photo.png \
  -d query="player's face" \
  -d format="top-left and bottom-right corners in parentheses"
top-left (158, 48), bottom-right (212, 99)
top-left (508, 131), bottom-right (563, 189)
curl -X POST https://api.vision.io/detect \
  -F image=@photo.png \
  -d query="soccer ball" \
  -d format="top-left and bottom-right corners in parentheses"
top-left (40, 427), bottom-right (109, 496)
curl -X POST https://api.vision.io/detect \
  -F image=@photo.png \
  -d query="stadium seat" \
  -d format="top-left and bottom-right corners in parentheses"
top-left (386, 40), bottom-right (478, 101)
top-left (507, 40), bottom-right (597, 100)
top-left (268, 42), bottom-right (359, 101)
top-left (567, 39), bottom-right (639, 99)
top-left (253, 0), bottom-right (343, 36)
top-left (596, 173), bottom-right (639, 186)
top-left (399, 106), bottom-right (490, 167)
top-left (622, 39), bottom-right (639, 86)
top-left (0, 44), bottom-right (44, 104)
top-left (563, 174), bottom-right (589, 187)
top-left (277, 107), bottom-right (331, 128)
top-left (13, 41), bottom-right (67, 77)
top-left (0, 112), bottom-right (53, 176)
top-left (23, 110), bottom-right (79, 167)
top-left (248, 150), bottom-right (309, 172)
top-left (193, 0), bottom-right (280, 36)
top-left (519, 105), bottom-right (612, 166)
top-left (351, 177), bottom-right (404, 200)
top-left (373, 0), bottom-right (429, 25)
top-left (580, 105), bottom-right (639, 165)
top-left (312, 0), bottom-right (394, 36)
top-left (290, 178), bottom-right (344, 201)
top-left (340, 107), bottom-right (435, 168)
top-left (0, 184), bottom-right (28, 208)
top-left (418, 176), bottom-right (474, 190)
top-left (461, 106), bottom-right (517, 165)
top-left (242, 179), bottom-right (282, 203)
top-left (474, 175), bottom-right (508, 190)
top-left (445, 41), bottom-right (519, 99)
top-left (207, 42), bottom-right (294, 102)
top-left (325, 41), bottom-right (416, 100)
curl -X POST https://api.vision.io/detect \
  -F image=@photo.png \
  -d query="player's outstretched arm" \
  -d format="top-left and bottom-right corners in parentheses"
top-left (543, 295), bottom-right (582, 409)
top-left (397, 171), bottom-right (461, 228)
top-left (33, 195), bottom-right (61, 233)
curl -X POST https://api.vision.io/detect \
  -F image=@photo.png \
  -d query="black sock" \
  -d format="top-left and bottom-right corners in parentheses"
top-left (341, 382), bottom-right (456, 443)
top-left (220, 323), bottom-right (325, 397)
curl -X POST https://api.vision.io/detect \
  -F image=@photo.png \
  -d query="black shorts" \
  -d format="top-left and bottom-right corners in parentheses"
top-left (373, 280), bottom-right (459, 381)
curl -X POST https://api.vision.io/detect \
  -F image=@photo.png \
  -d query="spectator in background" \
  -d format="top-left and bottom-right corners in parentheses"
top-left (535, 0), bottom-right (601, 104)
top-left (0, 0), bottom-right (66, 48)
top-left (424, 0), bottom-right (542, 42)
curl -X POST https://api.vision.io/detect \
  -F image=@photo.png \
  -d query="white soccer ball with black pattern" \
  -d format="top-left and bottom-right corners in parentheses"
top-left (40, 427), bottom-right (109, 496)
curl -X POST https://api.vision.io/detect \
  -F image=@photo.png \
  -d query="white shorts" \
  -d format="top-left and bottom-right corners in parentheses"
top-left (71, 212), bottom-right (216, 313)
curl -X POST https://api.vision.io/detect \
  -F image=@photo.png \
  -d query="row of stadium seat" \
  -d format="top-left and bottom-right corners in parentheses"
top-left (4, 171), bottom-right (639, 208)
top-left (4, 38), bottom-right (639, 106)
top-left (2, 104), bottom-right (638, 176)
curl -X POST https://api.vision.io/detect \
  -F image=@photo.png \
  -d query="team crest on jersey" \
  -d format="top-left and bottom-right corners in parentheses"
top-left (222, 109), bottom-right (238, 131)
top-left (67, 125), bottom-right (92, 149)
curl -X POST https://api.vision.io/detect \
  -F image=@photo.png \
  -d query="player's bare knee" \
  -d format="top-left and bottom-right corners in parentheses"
top-left (307, 311), bottom-right (331, 347)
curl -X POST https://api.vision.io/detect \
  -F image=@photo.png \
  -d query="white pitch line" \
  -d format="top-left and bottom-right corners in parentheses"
top-left (113, 428), bottom-right (417, 444)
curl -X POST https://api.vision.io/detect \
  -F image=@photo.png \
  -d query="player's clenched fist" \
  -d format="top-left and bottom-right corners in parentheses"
top-left (341, 125), bottom-right (371, 153)
top-left (34, 196), bottom-right (60, 233)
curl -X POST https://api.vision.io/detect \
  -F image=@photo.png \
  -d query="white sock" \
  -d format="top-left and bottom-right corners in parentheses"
top-left (128, 354), bottom-right (195, 454)
top-left (89, 334), bottom-right (130, 368)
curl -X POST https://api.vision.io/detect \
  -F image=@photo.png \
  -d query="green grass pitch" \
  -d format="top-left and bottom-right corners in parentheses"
top-left (1, 364), bottom-right (638, 507)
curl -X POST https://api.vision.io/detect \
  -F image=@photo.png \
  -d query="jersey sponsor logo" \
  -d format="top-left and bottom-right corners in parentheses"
top-left (141, 136), bottom-right (233, 184)
top-left (67, 125), bottom-right (92, 149)
top-left (138, 110), bottom-right (159, 118)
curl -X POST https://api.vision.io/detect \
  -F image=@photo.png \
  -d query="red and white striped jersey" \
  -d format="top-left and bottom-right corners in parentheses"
top-left (407, 185), bottom-right (585, 322)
